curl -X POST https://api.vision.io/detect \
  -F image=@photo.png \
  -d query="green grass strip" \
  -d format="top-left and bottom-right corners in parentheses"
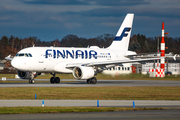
top-left (0, 87), bottom-right (180, 100)
top-left (0, 107), bottom-right (165, 114)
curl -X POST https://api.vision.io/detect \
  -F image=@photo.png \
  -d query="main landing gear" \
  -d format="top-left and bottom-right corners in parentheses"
top-left (87, 77), bottom-right (97, 84)
top-left (50, 73), bottom-right (60, 84)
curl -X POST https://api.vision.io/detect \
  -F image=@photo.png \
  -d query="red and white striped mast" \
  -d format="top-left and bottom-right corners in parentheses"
top-left (161, 22), bottom-right (165, 70)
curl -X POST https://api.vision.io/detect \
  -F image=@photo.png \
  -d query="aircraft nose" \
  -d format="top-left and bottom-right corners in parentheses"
top-left (11, 59), bottom-right (19, 69)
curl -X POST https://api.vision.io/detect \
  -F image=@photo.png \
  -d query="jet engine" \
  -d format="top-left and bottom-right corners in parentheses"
top-left (17, 70), bottom-right (31, 79)
top-left (17, 71), bottom-right (41, 79)
top-left (73, 66), bottom-right (95, 80)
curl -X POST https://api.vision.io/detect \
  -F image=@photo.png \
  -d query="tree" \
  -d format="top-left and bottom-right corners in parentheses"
top-left (129, 35), bottom-right (141, 53)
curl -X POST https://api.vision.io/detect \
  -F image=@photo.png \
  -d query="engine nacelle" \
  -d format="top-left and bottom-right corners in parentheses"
top-left (17, 70), bottom-right (31, 79)
top-left (17, 71), bottom-right (41, 79)
top-left (73, 66), bottom-right (95, 80)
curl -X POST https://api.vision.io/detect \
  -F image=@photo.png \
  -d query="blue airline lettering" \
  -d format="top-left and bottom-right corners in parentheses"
top-left (53, 50), bottom-right (56, 58)
top-left (89, 50), bottom-right (97, 59)
top-left (114, 27), bottom-right (131, 41)
top-left (45, 49), bottom-right (52, 58)
top-left (45, 49), bottom-right (97, 59)
top-left (76, 50), bottom-right (84, 59)
top-left (66, 50), bottom-right (74, 59)
top-left (57, 50), bottom-right (65, 58)
top-left (85, 50), bottom-right (88, 59)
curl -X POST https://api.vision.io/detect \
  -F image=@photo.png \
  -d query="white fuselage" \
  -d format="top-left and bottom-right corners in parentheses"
top-left (11, 46), bottom-right (132, 73)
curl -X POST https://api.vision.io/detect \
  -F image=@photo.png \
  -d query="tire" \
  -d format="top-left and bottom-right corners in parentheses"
top-left (91, 77), bottom-right (97, 84)
top-left (55, 77), bottom-right (60, 83)
top-left (31, 80), bottom-right (35, 84)
top-left (29, 79), bottom-right (32, 84)
top-left (87, 79), bottom-right (91, 84)
top-left (50, 77), bottom-right (54, 83)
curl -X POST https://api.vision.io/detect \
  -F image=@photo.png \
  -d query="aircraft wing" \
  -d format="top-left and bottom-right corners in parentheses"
top-left (66, 57), bottom-right (160, 69)
top-left (66, 54), bottom-right (177, 69)
top-left (125, 52), bottom-right (159, 59)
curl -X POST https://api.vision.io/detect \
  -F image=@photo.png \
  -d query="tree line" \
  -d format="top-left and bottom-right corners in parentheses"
top-left (1, 34), bottom-right (180, 60)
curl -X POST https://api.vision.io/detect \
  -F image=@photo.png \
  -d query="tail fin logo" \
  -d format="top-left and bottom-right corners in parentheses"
top-left (114, 27), bottom-right (131, 41)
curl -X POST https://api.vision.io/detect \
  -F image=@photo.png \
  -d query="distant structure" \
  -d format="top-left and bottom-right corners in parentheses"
top-left (141, 52), bottom-right (180, 75)
top-left (103, 63), bottom-right (132, 75)
top-left (0, 60), bottom-right (4, 71)
top-left (161, 21), bottom-right (165, 70)
top-left (142, 62), bottom-right (180, 75)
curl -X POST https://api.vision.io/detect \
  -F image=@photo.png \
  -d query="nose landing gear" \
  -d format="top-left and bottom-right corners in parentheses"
top-left (29, 72), bottom-right (35, 84)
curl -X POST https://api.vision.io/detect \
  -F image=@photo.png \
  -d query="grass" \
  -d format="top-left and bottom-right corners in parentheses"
top-left (1, 73), bottom-right (180, 81)
top-left (0, 87), bottom-right (180, 100)
top-left (0, 107), bottom-right (165, 114)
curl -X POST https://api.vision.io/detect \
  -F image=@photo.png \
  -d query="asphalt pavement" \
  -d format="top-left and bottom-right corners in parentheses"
top-left (0, 100), bottom-right (180, 108)
top-left (1, 109), bottom-right (180, 120)
top-left (0, 79), bottom-right (180, 87)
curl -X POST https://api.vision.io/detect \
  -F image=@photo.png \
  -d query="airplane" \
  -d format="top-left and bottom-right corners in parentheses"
top-left (6, 13), bottom-right (162, 84)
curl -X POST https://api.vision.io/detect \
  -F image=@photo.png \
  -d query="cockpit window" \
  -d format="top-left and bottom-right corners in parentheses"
top-left (28, 53), bottom-right (32, 57)
top-left (25, 53), bottom-right (29, 57)
top-left (15, 53), bottom-right (33, 57)
top-left (19, 53), bottom-right (24, 57)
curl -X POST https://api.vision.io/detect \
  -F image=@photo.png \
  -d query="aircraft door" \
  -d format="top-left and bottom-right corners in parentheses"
top-left (36, 49), bottom-right (44, 63)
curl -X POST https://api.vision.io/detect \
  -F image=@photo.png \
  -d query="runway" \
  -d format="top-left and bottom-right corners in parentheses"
top-left (0, 79), bottom-right (180, 87)
top-left (1, 109), bottom-right (180, 120)
top-left (0, 100), bottom-right (180, 108)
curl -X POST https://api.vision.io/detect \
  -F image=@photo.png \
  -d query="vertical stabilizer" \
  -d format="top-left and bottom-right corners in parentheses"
top-left (108, 13), bottom-right (134, 51)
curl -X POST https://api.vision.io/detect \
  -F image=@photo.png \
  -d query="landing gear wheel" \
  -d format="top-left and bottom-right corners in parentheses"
top-left (28, 72), bottom-right (36, 84)
top-left (87, 77), bottom-right (97, 84)
top-left (31, 79), bottom-right (35, 84)
top-left (50, 73), bottom-right (61, 84)
top-left (29, 79), bottom-right (32, 84)
top-left (54, 77), bottom-right (60, 83)
top-left (91, 77), bottom-right (97, 84)
top-left (87, 79), bottom-right (91, 84)
top-left (29, 79), bottom-right (35, 84)
top-left (50, 77), bottom-right (54, 83)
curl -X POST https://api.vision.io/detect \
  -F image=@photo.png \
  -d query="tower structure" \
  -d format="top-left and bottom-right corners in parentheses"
top-left (161, 22), bottom-right (165, 70)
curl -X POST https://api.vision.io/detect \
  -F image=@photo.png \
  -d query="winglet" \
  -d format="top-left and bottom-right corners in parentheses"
top-left (5, 55), bottom-right (13, 61)
top-left (173, 54), bottom-right (177, 61)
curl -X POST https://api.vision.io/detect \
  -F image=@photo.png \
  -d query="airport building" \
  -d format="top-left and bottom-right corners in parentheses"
top-left (103, 63), bottom-right (132, 76)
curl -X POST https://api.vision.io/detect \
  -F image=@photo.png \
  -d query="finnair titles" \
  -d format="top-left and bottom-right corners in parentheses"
top-left (45, 49), bottom-right (98, 59)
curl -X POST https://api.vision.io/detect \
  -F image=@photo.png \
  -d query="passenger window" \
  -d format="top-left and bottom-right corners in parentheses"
top-left (118, 67), bottom-right (120, 70)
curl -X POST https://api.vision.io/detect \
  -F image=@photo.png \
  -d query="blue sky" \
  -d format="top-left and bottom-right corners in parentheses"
top-left (0, 0), bottom-right (180, 41)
